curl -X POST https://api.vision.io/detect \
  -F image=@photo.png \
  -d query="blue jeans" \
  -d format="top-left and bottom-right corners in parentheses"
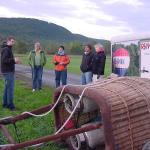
top-left (81, 71), bottom-right (93, 85)
top-left (32, 66), bottom-right (43, 90)
top-left (55, 70), bottom-right (67, 88)
top-left (3, 72), bottom-right (15, 109)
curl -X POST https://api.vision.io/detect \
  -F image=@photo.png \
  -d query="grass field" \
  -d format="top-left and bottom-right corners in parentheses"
top-left (0, 80), bottom-right (67, 150)
top-left (0, 54), bottom-right (112, 149)
top-left (16, 54), bottom-right (112, 76)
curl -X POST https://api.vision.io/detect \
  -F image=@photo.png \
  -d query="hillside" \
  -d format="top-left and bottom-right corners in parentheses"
top-left (0, 18), bottom-right (107, 43)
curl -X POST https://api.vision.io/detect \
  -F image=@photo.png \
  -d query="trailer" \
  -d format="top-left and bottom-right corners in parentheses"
top-left (0, 77), bottom-right (150, 150)
top-left (111, 33), bottom-right (150, 78)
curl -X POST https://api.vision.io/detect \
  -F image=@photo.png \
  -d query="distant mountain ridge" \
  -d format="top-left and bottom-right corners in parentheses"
top-left (0, 18), bottom-right (108, 43)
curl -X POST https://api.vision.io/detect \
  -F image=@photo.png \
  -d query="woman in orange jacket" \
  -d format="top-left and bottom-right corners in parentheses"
top-left (53, 46), bottom-right (70, 88)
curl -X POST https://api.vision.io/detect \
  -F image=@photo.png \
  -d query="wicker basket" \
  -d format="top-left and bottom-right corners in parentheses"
top-left (54, 77), bottom-right (150, 150)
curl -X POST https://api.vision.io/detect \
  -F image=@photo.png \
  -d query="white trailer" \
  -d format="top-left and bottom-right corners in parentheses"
top-left (111, 33), bottom-right (150, 78)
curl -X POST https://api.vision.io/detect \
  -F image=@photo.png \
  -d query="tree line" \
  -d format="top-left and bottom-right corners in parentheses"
top-left (0, 39), bottom-right (111, 55)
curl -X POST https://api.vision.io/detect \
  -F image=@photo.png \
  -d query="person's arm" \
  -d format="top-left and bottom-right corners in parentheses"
top-left (80, 55), bottom-right (84, 71)
top-left (1, 48), bottom-right (15, 64)
top-left (28, 51), bottom-right (32, 66)
top-left (52, 55), bottom-right (59, 65)
top-left (97, 54), bottom-right (106, 78)
top-left (43, 52), bottom-right (47, 66)
top-left (88, 53), bottom-right (94, 69)
top-left (59, 55), bottom-right (70, 65)
top-left (63, 55), bottom-right (70, 65)
top-left (14, 57), bottom-right (21, 64)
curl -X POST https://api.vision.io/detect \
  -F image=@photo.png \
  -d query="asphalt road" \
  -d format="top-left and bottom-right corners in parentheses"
top-left (15, 64), bottom-right (81, 88)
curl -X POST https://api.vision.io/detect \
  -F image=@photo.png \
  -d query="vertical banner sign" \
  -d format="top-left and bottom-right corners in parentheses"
top-left (140, 41), bottom-right (150, 78)
top-left (113, 48), bottom-right (130, 76)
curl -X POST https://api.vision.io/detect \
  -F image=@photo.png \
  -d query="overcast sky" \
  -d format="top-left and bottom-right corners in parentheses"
top-left (0, 0), bottom-right (149, 40)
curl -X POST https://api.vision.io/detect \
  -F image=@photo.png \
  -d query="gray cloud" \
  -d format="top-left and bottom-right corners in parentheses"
top-left (0, 0), bottom-right (149, 39)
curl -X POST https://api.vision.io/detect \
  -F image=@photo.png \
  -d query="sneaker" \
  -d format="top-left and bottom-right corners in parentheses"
top-left (32, 89), bottom-right (35, 92)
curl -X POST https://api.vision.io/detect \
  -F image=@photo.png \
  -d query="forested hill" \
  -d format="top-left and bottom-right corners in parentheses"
top-left (0, 18), bottom-right (111, 54)
top-left (0, 18), bottom-right (107, 43)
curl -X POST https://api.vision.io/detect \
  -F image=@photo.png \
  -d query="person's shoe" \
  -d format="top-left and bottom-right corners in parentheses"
top-left (7, 104), bottom-right (15, 110)
top-left (2, 104), bottom-right (8, 108)
top-left (9, 106), bottom-right (16, 111)
top-left (10, 107), bottom-right (16, 111)
top-left (32, 89), bottom-right (35, 92)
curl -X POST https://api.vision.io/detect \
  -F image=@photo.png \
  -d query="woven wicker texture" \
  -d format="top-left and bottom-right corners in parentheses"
top-left (55, 77), bottom-right (150, 150)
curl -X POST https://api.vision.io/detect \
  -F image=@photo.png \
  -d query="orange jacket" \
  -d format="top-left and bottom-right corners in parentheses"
top-left (53, 54), bottom-right (70, 71)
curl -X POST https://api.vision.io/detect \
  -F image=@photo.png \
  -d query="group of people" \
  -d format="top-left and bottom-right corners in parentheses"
top-left (0, 36), bottom-right (106, 111)
top-left (28, 43), bottom-right (70, 90)
top-left (80, 43), bottom-right (106, 85)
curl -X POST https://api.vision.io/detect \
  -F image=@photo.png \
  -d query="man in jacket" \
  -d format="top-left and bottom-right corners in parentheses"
top-left (53, 46), bottom-right (70, 88)
top-left (80, 44), bottom-right (93, 85)
top-left (92, 43), bottom-right (106, 82)
top-left (1, 36), bottom-right (20, 110)
top-left (28, 42), bottom-right (47, 92)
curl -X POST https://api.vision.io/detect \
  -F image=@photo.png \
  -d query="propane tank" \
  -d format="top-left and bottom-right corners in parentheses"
top-left (63, 93), bottom-right (99, 114)
top-left (69, 122), bottom-right (104, 150)
top-left (82, 122), bottom-right (104, 149)
top-left (63, 94), bottom-right (80, 114)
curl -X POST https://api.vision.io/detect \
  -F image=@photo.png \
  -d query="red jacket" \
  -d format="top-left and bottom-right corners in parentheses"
top-left (53, 54), bottom-right (70, 71)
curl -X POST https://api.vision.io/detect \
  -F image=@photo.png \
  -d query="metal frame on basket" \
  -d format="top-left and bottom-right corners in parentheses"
top-left (0, 103), bottom-right (102, 150)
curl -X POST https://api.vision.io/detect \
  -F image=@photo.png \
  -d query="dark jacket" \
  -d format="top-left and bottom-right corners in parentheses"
top-left (80, 52), bottom-right (94, 73)
top-left (92, 51), bottom-right (106, 75)
top-left (1, 43), bottom-right (15, 73)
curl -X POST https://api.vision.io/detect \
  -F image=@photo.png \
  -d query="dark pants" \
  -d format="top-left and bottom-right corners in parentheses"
top-left (32, 66), bottom-right (43, 90)
top-left (55, 70), bottom-right (67, 88)
top-left (3, 72), bottom-right (15, 109)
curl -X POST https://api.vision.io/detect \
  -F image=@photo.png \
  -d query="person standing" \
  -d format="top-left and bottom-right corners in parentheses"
top-left (28, 42), bottom-right (46, 92)
top-left (53, 46), bottom-right (70, 88)
top-left (1, 36), bottom-right (20, 110)
top-left (92, 43), bottom-right (106, 82)
top-left (80, 44), bottom-right (93, 85)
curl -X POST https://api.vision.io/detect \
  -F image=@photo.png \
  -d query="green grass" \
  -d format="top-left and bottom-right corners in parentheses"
top-left (0, 80), bottom-right (67, 150)
top-left (0, 54), bottom-right (112, 149)
top-left (16, 54), bottom-right (112, 76)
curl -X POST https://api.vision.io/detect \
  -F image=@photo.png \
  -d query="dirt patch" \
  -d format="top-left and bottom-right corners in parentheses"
top-left (15, 72), bottom-right (32, 87)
